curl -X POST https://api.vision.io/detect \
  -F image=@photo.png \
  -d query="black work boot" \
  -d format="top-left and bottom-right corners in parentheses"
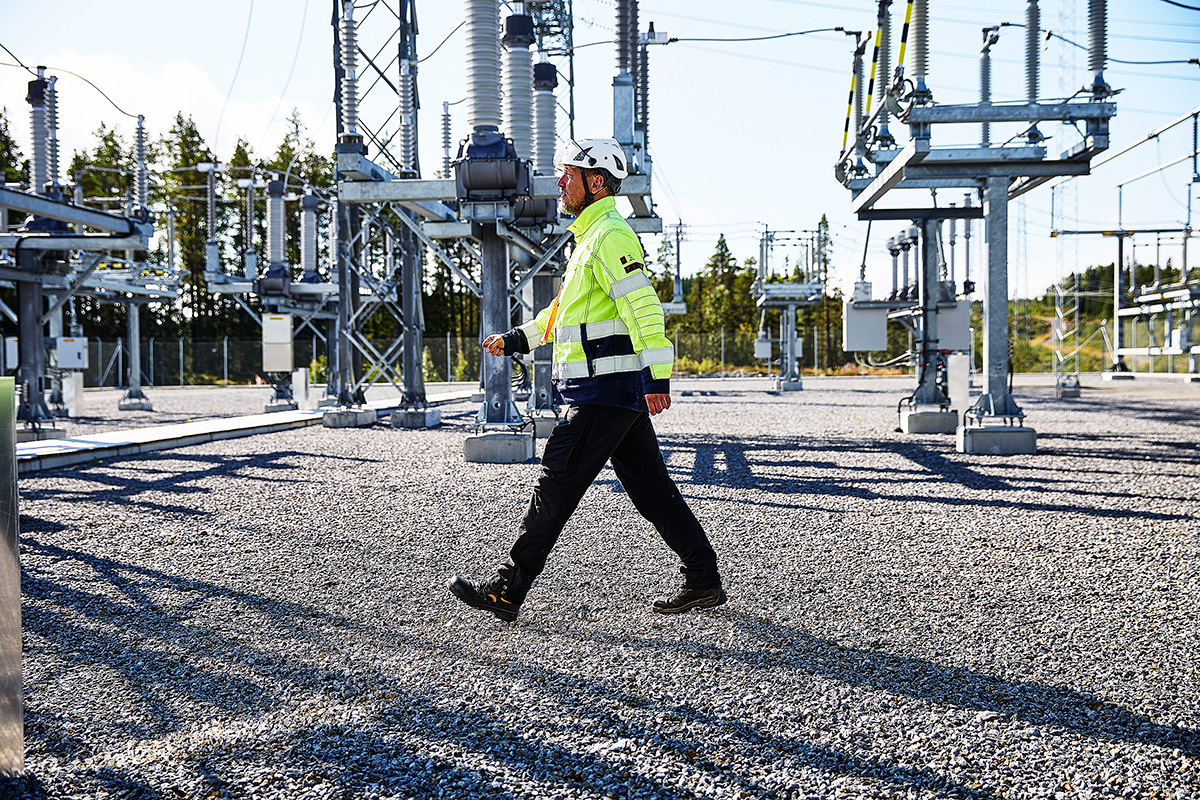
top-left (651, 585), bottom-right (727, 614)
top-left (447, 568), bottom-right (529, 622)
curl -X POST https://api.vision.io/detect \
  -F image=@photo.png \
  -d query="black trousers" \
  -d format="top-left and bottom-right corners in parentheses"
top-left (505, 404), bottom-right (721, 590)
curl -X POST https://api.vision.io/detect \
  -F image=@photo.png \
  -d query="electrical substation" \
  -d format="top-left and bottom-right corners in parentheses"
top-left (1, 0), bottom-right (1194, 461)
top-left (2, 0), bottom-right (1200, 793)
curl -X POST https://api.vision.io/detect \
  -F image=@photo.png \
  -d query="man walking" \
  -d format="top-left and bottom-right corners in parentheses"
top-left (448, 138), bottom-right (725, 622)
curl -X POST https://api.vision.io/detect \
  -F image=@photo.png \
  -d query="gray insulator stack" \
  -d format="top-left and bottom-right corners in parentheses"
top-left (46, 75), bottom-right (60, 190)
top-left (301, 194), bottom-right (319, 275)
top-left (533, 62), bottom-right (558, 175)
top-left (878, 7), bottom-right (892, 133)
top-left (911, 0), bottom-right (929, 89)
top-left (340, 1), bottom-right (359, 137)
top-left (980, 31), bottom-right (995, 146)
top-left (442, 102), bottom-right (452, 176)
top-left (399, 60), bottom-right (416, 171)
top-left (466, 0), bottom-right (502, 130)
top-left (267, 180), bottom-right (285, 265)
top-left (502, 15), bottom-right (535, 160)
top-left (1026, 0), bottom-right (1040, 102)
top-left (640, 34), bottom-right (650, 154)
top-left (28, 69), bottom-right (47, 194)
top-left (853, 46), bottom-right (864, 133)
top-left (616, 0), bottom-right (633, 74)
top-left (1088, 0), bottom-right (1108, 93)
top-left (135, 115), bottom-right (147, 211)
top-left (615, 0), bottom-right (639, 115)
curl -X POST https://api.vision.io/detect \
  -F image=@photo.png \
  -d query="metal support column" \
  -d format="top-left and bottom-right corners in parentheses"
top-left (15, 270), bottom-right (52, 425)
top-left (400, 217), bottom-right (426, 406)
top-left (0, 377), bottom-right (19, 775)
top-left (978, 176), bottom-right (1021, 418)
top-left (118, 302), bottom-right (152, 410)
top-left (336, 199), bottom-right (354, 405)
top-left (913, 218), bottom-right (943, 404)
top-left (531, 271), bottom-right (555, 413)
top-left (479, 225), bottom-right (518, 424)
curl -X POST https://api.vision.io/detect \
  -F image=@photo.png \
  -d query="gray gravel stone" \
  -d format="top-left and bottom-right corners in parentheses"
top-left (5, 375), bottom-right (1199, 798)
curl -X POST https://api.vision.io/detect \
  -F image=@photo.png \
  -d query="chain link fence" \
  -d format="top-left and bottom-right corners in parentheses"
top-left (81, 329), bottom-right (879, 388)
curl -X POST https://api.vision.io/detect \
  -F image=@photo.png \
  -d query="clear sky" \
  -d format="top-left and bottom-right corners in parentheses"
top-left (2, 1), bottom-right (1197, 299)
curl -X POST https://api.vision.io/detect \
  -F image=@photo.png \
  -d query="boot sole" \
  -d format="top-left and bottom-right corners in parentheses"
top-left (651, 590), bottom-right (728, 614)
top-left (448, 577), bottom-right (519, 622)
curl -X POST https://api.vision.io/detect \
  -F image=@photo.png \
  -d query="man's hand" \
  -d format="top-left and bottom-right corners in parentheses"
top-left (482, 333), bottom-right (507, 357)
top-left (646, 393), bottom-right (671, 415)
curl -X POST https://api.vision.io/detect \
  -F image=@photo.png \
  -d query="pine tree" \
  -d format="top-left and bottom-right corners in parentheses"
top-left (652, 235), bottom-right (675, 302)
top-left (160, 113), bottom-right (216, 340)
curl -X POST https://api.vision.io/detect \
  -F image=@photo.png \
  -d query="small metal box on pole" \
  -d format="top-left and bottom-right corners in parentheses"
top-left (262, 314), bottom-right (294, 373)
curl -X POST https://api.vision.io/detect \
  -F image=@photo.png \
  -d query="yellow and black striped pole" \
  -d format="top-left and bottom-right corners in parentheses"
top-left (864, 25), bottom-right (883, 118)
top-left (841, 71), bottom-right (857, 150)
top-left (896, 0), bottom-right (915, 78)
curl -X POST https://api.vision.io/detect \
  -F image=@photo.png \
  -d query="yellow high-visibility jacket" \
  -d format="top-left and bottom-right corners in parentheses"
top-left (511, 195), bottom-right (673, 410)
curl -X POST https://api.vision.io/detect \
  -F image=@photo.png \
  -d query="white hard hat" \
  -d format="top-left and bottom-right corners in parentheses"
top-left (555, 138), bottom-right (628, 180)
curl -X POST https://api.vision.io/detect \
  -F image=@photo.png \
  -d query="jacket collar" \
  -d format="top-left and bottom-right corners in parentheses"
top-left (568, 195), bottom-right (617, 239)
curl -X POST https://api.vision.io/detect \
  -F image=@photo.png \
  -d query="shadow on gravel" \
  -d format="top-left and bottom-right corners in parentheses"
top-left (1042, 432), bottom-right (1200, 467)
top-left (659, 434), bottom-right (1193, 521)
top-left (18, 450), bottom-right (364, 517)
top-left (20, 535), bottom-right (360, 717)
top-left (656, 611), bottom-right (1200, 759)
top-left (15, 528), bottom-right (996, 799)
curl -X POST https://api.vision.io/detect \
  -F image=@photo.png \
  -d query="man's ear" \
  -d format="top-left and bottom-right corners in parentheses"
top-left (590, 172), bottom-right (606, 194)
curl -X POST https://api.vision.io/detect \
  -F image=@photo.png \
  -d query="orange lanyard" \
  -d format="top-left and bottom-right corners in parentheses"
top-left (538, 284), bottom-right (565, 347)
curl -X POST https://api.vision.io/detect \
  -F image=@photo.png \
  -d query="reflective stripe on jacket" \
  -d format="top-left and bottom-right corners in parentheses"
top-left (516, 196), bottom-right (673, 401)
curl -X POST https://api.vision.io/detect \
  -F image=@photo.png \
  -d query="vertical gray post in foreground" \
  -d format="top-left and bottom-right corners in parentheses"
top-left (0, 376), bottom-right (22, 774)
top-left (913, 217), bottom-right (943, 404)
top-left (982, 177), bottom-right (1009, 414)
top-left (479, 225), bottom-right (516, 424)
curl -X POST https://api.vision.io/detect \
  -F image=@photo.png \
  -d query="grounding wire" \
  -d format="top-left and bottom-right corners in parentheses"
top-left (420, 20), bottom-right (465, 63)
top-left (213, 0), bottom-right (256, 158)
top-left (0, 41), bottom-right (35, 76)
top-left (1040, 29), bottom-right (1198, 67)
top-left (258, 0), bottom-right (310, 156)
top-left (0, 60), bottom-right (138, 118)
top-left (666, 27), bottom-right (845, 44)
top-left (646, 144), bottom-right (683, 220)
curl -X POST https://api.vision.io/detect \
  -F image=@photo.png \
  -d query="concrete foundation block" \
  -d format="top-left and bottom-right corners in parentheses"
top-left (265, 400), bottom-right (299, 414)
top-left (117, 397), bottom-right (153, 411)
top-left (531, 415), bottom-right (560, 439)
top-left (956, 425), bottom-right (1037, 455)
top-left (322, 408), bottom-right (377, 428)
top-left (463, 431), bottom-right (535, 463)
top-left (900, 409), bottom-right (959, 434)
top-left (391, 408), bottom-right (442, 429)
top-left (1169, 373), bottom-right (1200, 383)
top-left (1101, 372), bottom-right (1135, 382)
top-left (774, 379), bottom-right (803, 392)
top-left (317, 397), bottom-right (340, 408)
top-left (16, 427), bottom-right (68, 443)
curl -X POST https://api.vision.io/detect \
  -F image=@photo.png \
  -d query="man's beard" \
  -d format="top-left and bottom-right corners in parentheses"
top-left (559, 195), bottom-right (583, 216)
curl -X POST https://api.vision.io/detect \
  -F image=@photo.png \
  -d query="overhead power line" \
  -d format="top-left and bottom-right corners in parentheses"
top-left (667, 27), bottom-right (844, 44)
top-left (1157, 0), bottom-right (1200, 11)
top-left (0, 40), bottom-right (35, 76)
top-left (420, 20), bottom-right (464, 63)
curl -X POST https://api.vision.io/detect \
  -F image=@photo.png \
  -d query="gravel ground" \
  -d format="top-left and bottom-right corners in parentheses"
top-left (5, 375), bottom-right (1199, 799)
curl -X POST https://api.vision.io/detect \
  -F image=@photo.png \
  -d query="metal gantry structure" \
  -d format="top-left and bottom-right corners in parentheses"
top-left (1, 69), bottom-right (178, 438)
top-left (835, 0), bottom-right (1119, 454)
top-left (329, 0), bottom-right (662, 461)
top-left (1049, 107), bottom-right (1200, 381)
